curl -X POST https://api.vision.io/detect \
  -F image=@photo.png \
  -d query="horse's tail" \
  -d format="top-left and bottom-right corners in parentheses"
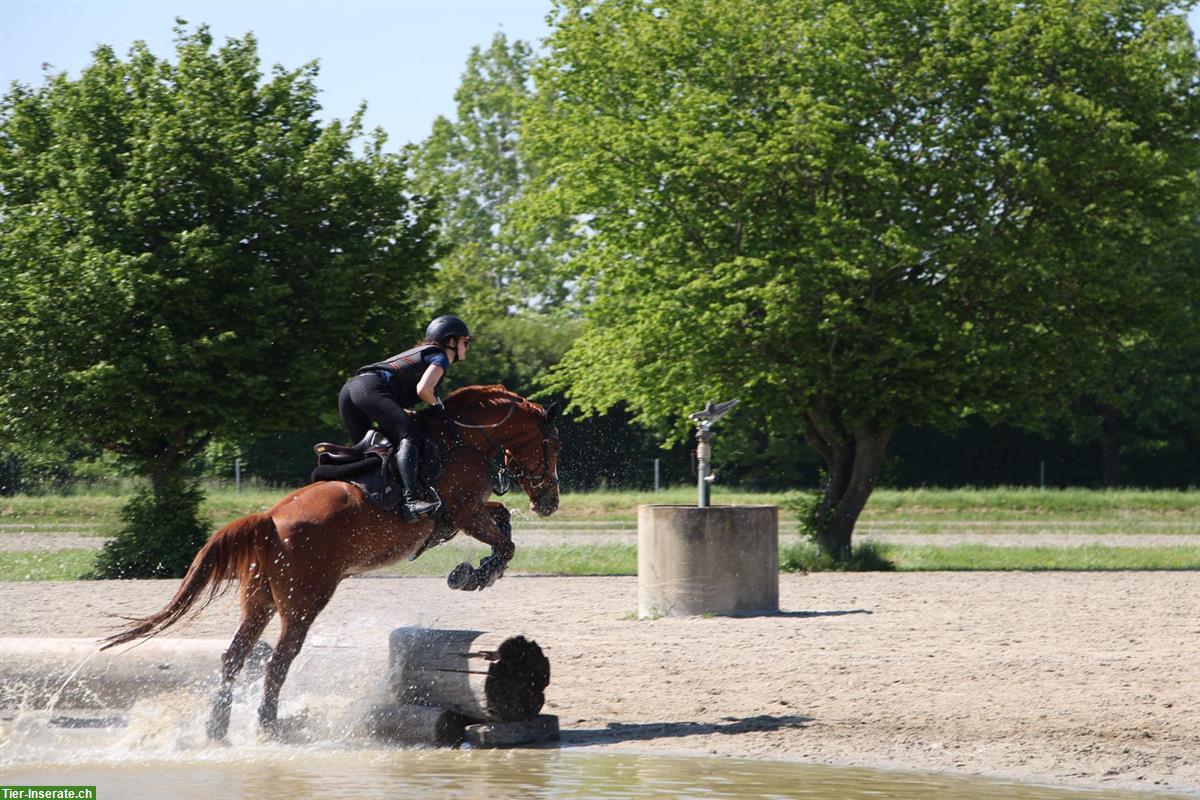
top-left (100, 512), bottom-right (278, 650)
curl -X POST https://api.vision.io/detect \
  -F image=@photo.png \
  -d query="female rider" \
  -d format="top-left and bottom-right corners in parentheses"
top-left (339, 315), bottom-right (471, 520)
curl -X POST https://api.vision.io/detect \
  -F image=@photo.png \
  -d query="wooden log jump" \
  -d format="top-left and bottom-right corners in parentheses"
top-left (374, 627), bottom-right (556, 747)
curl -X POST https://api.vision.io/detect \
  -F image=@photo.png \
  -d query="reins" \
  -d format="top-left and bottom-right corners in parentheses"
top-left (451, 404), bottom-right (517, 430)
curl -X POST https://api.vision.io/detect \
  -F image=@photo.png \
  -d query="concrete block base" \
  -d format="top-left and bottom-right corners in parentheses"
top-left (638, 504), bottom-right (779, 617)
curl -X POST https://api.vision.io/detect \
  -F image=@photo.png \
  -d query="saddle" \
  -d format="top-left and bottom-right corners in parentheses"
top-left (314, 430), bottom-right (392, 466)
top-left (310, 428), bottom-right (444, 512)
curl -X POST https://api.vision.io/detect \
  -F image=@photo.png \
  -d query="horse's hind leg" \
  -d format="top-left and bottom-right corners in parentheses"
top-left (257, 587), bottom-right (336, 734)
top-left (207, 585), bottom-right (274, 741)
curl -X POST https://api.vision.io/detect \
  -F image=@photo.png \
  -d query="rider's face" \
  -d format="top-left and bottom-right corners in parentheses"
top-left (455, 336), bottom-right (471, 362)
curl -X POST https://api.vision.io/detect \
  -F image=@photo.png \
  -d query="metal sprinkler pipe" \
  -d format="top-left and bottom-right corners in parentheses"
top-left (687, 399), bottom-right (739, 508)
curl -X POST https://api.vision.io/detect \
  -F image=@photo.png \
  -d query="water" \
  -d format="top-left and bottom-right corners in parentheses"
top-left (1, 706), bottom-right (1191, 800)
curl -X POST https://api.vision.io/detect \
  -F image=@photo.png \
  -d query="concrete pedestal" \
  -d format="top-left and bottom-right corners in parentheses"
top-left (637, 504), bottom-right (779, 618)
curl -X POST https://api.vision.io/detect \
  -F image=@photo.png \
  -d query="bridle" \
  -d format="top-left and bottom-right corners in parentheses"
top-left (448, 404), bottom-right (559, 497)
top-left (502, 426), bottom-right (560, 496)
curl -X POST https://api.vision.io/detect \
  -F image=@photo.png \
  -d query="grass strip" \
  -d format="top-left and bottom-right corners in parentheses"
top-left (0, 549), bottom-right (98, 581)
top-left (781, 541), bottom-right (1200, 572)
top-left (5, 486), bottom-right (1200, 529)
top-left (379, 542), bottom-right (640, 577)
top-left (858, 487), bottom-right (1200, 517)
top-left (6, 540), bottom-right (1199, 583)
top-left (887, 543), bottom-right (1200, 571)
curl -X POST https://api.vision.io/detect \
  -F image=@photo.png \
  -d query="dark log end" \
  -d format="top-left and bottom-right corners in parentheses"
top-left (485, 636), bottom-right (550, 722)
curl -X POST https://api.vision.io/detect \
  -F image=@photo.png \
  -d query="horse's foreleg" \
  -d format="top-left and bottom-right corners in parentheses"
top-left (207, 588), bottom-right (274, 741)
top-left (468, 502), bottom-right (515, 560)
top-left (449, 504), bottom-right (514, 591)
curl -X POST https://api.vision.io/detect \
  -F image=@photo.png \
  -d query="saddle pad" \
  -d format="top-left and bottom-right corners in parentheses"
top-left (310, 456), bottom-right (401, 509)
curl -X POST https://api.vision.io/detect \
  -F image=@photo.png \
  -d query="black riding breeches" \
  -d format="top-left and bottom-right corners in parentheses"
top-left (338, 373), bottom-right (414, 445)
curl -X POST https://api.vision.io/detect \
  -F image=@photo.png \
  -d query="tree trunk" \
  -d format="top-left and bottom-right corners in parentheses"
top-left (1098, 405), bottom-right (1122, 488)
top-left (804, 413), bottom-right (893, 560)
top-left (147, 431), bottom-right (210, 500)
top-left (93, 438), bottom-right (211, 578)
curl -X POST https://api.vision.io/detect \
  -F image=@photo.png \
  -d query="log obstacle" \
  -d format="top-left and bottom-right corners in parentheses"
top-left (638, 504), bottom-right (779, 617)
top-left (370, 627), bottom-right (557, 748)
top-left (1, 633), bottom-right (555, 748)
top-left (389, 627), bottom-right (549, 721)
top-left (365, 703), bottom-right (473, 746)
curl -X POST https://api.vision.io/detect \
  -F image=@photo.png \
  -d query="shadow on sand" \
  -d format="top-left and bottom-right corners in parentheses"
top-left (712, 608), bottom-right (873, 619)
top-left (561, 713), bottom-right (813, 747)
top-left (771, 609), bottom-right (872, 619)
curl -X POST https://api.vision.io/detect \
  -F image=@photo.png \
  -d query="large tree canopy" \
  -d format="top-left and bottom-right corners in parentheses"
top-left (524, 0), bottom-right (1200, 554)
top-left (410, 33), bottom-right (578, 394)
top-left (0, 24), bottom-right (436, 485)
top-left (0, 24), bottom-right (436, 575)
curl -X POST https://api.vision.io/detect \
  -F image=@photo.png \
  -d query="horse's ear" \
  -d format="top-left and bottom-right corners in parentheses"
top-left (545, 401), bottom-right (561, 423)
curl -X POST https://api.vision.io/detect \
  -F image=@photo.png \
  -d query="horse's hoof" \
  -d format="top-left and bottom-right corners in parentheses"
top-left (206, 715), bottom-right (229, 741)
top-left (447, 562), bottom-right (476, 591)
top-left (259, 713), bottom-right (309, 743)
top-left (473, 555), bottom-right (506, 590)
top-left (258, 703), bottom-right (278, 734)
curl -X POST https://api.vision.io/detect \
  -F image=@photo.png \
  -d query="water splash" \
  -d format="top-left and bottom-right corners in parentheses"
top-left (41, 647), bottom-right (104, 715)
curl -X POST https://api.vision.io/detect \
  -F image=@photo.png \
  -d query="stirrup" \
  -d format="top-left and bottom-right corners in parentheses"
top-left (400, 488), bottom-right (443, 523)
top-left (400, 499), bottom-right (440, 523)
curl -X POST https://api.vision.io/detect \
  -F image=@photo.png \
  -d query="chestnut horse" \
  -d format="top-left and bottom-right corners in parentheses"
top-left (101, 385), bottom-right (561, 740)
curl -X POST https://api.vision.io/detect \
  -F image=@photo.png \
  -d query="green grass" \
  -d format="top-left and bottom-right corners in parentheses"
top-left (5, 540), bottom-right (1199, 583)
top-left (0, 549), bottom-right (98, 581)
top-left (857, 487), bottom-right (1200, 518)
top-left (0, 489), bottom-right (285, 531)
top-left (0, 543), bottom-right (639, 582)
top-left (3, 486), bottom-right (1199, 581)
top-left (780, 540), bottom-right (1200, 572)
top-left (378, 542), bottom-right (639, 577)
top-left (780, 541), bottom-right (897, 572)
top-left (884, 543), bottom-right (1200, 571)
top-left (5, 485), bottom-right (1199, 529)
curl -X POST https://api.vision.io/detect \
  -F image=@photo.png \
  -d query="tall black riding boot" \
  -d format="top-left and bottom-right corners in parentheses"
top-left (395, 438), bottom-right (439, 522)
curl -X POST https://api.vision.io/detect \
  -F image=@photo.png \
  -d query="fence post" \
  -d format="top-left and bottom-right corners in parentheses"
top-left (235, 457), bottom-right (242, 495)
top-left (653, 459), bottom-right (661, 493)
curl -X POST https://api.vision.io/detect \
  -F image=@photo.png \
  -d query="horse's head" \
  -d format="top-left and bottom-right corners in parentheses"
top-left (504, 400), bottom-right (561, 517)
top-left (444, 386), bottom-right (562, 517)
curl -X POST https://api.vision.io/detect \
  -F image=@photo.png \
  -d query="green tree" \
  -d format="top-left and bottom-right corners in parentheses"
top-left (523, 0), bottom-right (1200, 556)
top-left (0, 24), bottom-right (436, 575)
top-left (1073, 289), bottom-right (1200, 487)
top-left (409, 33), bottom-right (576, 393)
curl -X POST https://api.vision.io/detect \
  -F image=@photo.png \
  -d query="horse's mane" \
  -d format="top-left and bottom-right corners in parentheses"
top-left (441, 384), bottom-right (546, 418)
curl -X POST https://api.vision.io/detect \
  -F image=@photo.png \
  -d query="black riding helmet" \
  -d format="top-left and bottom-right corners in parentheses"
top-left (425, 315), bottom-right (471, 348)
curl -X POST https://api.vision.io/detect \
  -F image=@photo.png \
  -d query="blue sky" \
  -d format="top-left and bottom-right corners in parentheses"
top-left (0, 1), bottom-right (553, 150)
top-left (2, 2), bottom-right (1198, 152)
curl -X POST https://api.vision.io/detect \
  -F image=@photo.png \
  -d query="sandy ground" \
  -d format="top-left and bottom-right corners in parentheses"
top-left (1, 571), bottom-right (1197, 795)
